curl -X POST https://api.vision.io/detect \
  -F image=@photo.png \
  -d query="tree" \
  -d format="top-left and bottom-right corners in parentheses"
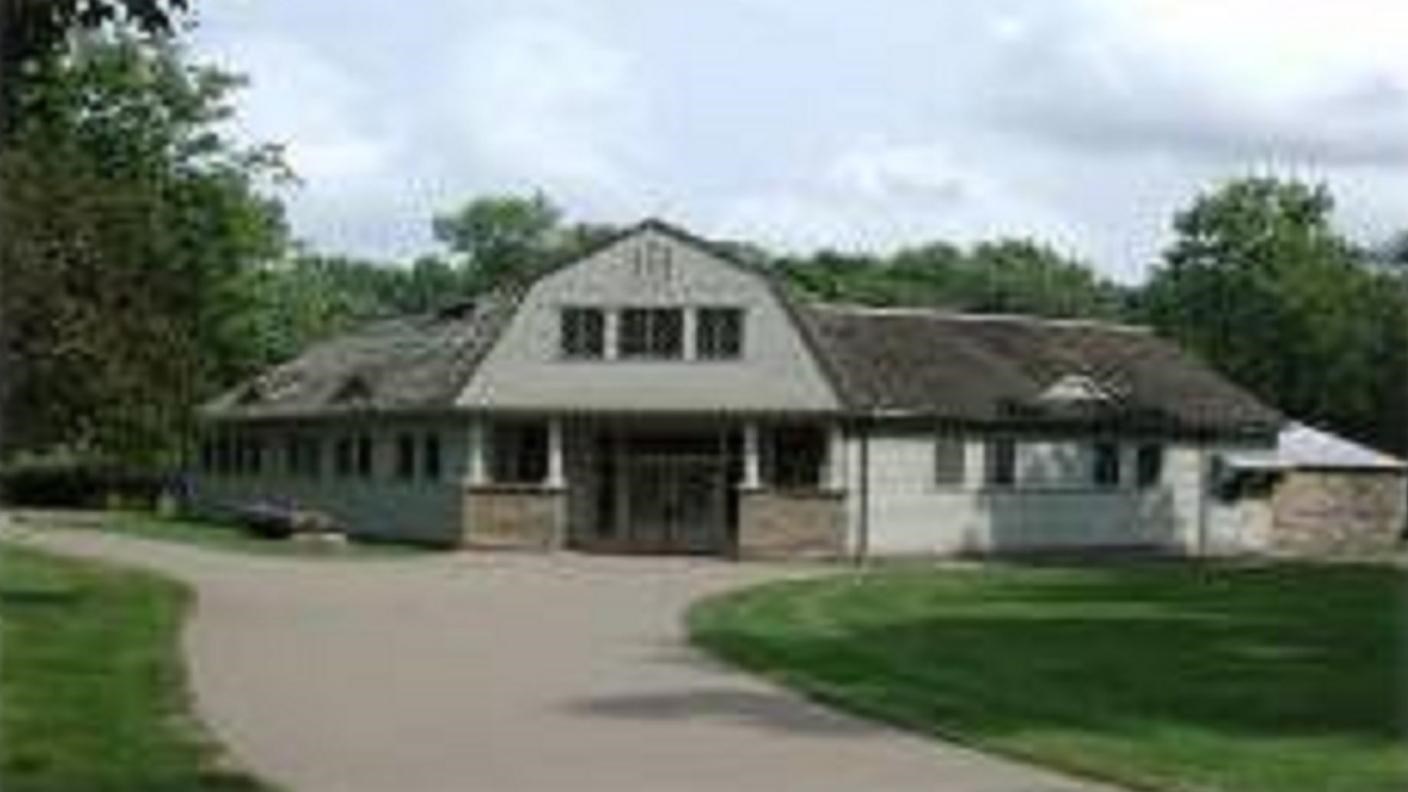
top-left (431, 192), bottom-right (563, 292)
top-left (0, 0), bottom-right (190, 135)
top-left (1143, 177), bottom-right (1407, 454)
top-left (0, 35), bottom-right (286, 464)
top-left (775, 237), bottom-right (1127, 319)
top-left (960, 239), bottom-right (1126, 318)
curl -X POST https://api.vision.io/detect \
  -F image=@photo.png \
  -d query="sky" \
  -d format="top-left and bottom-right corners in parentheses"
top-left (191, 0), bottom-right (1408, 282)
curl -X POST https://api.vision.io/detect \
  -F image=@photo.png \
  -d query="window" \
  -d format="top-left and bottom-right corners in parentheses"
top-left (765, 424), bottom-right (826, 489)
top-left (560, 307), bottom-right (605, 359)
top-left (490, 421), bottom-right (548, 483)
top-left (335, 437), bottom-right (354, 477)
top-left (423, 433), bottom-right (442, 481)
top-left (1137, 443), bottom-right (1164, 488)
top-left (396, 433), bottom-right (416, 480)
top-left (304, 439), bottom-right (322, 478)
top-left (986, 439), bottom-right (1017, 487)
top-left (356, 435), bottom-right (373, 478)
top-left (696, 307), bottom-right (744, 360)
top-left (934, 436), bottom-right (966, 486)
top-left (245, 438), bottom-right (264, 475)
top-left (1092, 442), bottom-right (1121, 488)
top-left (200, 439), bottom-right (215, 473)
top-left (618, 308), bottom-right (683, 359)
top-left (214, 437), bottom-right (232, 475)
top-left (288, 435), bottom-right (322, 478)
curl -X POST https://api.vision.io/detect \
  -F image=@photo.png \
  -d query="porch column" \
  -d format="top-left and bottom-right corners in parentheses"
top-left (603, 309), bottom-right (619, 361)
top-left (741, 421), bottom-right (761, 490)
top-left (682, 307), bottom-right (698, 361)
top-left (465, 416), bottom-right (488, 486)
top-left (827, 423), bottom-right (846, 491)
top-left (546, 417), bottom-right (565, 489)
top-left (546, 417), bottom-right (567, 551)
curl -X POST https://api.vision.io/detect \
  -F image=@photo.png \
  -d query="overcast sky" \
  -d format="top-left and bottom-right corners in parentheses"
top-left (192, 0), bottom-right (1408, 282)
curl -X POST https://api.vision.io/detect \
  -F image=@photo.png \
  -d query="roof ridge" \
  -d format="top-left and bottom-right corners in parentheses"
top-left (808, 302), bottom-right (1153, 334)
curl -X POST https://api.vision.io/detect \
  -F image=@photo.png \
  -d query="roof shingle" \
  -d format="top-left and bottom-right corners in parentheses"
top-left (796, 305), bottom-right (1280, 435)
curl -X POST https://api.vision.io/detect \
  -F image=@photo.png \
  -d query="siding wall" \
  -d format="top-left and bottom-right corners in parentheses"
top-left (194, 417), bottom-right (470, 544)
top-left (844, 430), bottom-right (1273, 556)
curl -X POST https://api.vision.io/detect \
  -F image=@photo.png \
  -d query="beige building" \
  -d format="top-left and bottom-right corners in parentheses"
top-left (196, 220), bottom-right (1293, 558)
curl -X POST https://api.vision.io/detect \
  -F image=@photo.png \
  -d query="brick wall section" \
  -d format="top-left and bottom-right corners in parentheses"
top-left (1270, 471), bottom-right (1407, 556)
top-left (463, 486), bottom-right (564, 550)
top-left (738, 489), bottom-right (845, 558)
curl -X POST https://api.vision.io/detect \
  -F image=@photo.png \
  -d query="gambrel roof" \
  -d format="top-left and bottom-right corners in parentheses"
top-left (202, 220), bottom-right (1280, 437)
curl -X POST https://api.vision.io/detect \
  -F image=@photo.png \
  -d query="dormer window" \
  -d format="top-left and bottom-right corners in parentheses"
top-left (696, 307), bottom-right (744, 360)
top-left (619, 308), bottom-right (683, 359)
top-left (1039, 374), bottom-right (1111, 403)
top-left (332, 374), bottom-right (373, 404)
top-left (560, 307), bottom-right (605, 359)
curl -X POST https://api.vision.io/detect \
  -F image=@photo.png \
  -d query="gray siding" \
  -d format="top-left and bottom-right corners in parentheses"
top-left (195, 417), bottom-right (469, 544)
top-left (457, 228), bottom-right (839, 412)
top-left (844, 430), bottom-right (1274, 555)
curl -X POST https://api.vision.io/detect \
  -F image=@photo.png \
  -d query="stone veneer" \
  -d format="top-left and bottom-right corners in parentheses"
top-left (1270, 471), bottom-right (1406, 556)
top-left (463, 485), bottom-right (565, 550)
top-left (737, 489), bottom-right (845, 558)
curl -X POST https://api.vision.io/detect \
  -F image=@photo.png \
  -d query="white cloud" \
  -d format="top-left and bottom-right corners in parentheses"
top-left (188, 1), bottom-right (1408, 275)
top-left (442, 18), bottom-right (651, 204)
top-left (203, 35), bottom-right (398, 183)
top-left (712, 139), bottom-right (1086, 258)
top-left (985, 0), bottom-right (1408, 166)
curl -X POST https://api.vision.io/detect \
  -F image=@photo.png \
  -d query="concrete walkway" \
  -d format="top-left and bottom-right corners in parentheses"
top-left (1, 522), bottom-right (1108, 792)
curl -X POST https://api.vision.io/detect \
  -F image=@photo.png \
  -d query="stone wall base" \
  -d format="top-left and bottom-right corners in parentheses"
top-left (1270, 471), bottom-right (1406, 556)
top-left (738, 489), bottom-right (845, 559)
top-left (463, 486), bottom-right (564, 550)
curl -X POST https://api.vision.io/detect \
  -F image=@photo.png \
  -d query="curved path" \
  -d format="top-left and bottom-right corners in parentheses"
top-left (2, 521), bottom-right (1106, 792)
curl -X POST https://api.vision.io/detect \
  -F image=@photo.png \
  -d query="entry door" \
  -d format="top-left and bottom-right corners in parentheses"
top-left (626, 454), bottom-right (725, 553)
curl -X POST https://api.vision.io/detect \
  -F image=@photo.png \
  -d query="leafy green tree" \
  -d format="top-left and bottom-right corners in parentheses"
top-left (0, 36), bottom-right (286, 464)
top-left (960, 239), bottom-right (1126, 318)
top-left (0, 0), bottom-right (189, 136)
top-left (776, 238), bottom-right (1126, 319)
top-left (1374, 231), bottom-right (1408, 271)
top-left (432, 192), bottom-right (563, 291)
top-left (1143, 177), bottom-right (1407, 454)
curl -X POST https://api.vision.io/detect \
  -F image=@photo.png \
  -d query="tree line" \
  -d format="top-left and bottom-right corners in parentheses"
top-left (1, 3), bottom-right (1404, 479)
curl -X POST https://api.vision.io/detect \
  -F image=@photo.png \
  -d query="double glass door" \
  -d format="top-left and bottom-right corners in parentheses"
top-left (624, 453), bottom-right (727, 553)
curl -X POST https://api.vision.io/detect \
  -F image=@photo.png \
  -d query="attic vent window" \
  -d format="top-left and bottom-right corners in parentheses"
top-left (630, 240), bottom-right (674, 285)
top-left (1039, 374), bottom-right (1111, 403)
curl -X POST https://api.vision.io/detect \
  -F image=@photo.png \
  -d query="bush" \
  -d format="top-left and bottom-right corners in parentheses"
top-left (0, 459), bottom-right (167, 508)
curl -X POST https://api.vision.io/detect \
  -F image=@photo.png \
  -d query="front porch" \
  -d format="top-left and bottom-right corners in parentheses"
top-left (460, 414), bottom-right (847, 557)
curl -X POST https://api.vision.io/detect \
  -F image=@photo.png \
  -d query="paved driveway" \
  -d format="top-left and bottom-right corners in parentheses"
top-left (2, 524), bottom-right (1105, 792)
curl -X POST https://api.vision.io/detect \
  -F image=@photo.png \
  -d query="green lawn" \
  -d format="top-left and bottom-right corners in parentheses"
top-left (689, 561), bottom-right (1408, 792)
top-left (0, 543), bottom-right (272, 791)
top-left (17, 510), bottom-right (437, 559)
